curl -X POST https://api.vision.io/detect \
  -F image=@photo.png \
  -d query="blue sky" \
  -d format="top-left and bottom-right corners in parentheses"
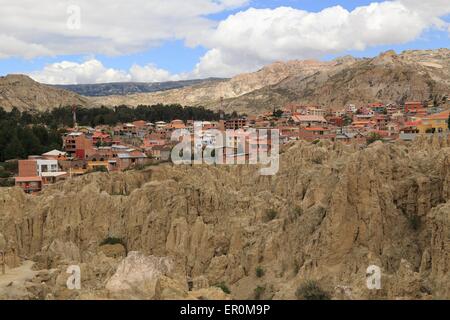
top-left (0, 0), bottom-right (449, 83)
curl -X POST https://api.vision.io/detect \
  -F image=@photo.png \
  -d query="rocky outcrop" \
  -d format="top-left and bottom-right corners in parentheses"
top-left (0, 138), bottom-right (448, 300)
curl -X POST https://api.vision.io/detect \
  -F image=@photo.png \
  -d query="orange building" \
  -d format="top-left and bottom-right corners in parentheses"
top-left (63, 132), bottom-right (95, 159)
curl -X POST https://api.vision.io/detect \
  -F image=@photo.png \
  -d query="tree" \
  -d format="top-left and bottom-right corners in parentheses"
top-left (272, 109), bottom-right (284, 118)
top-left (4, 135), bottom-right (25, 160)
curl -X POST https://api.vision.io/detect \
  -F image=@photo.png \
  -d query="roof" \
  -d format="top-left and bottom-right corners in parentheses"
top-left (117, 153), bottom-right (147, 159)
top-left (15, 176), bottom-right (42, 182)
top-left (303, 127), bottom-right (328, 131)
top-left (291, 115), bottom-right (327, 123)
top-left (404, 120), bottom-right (422, 127)
top-left (67, 132), bottom-right (83, 137)
top-left (41, 171), bottom-right (67, 178)
top-left (422, 111), bottom-right (450, 120)
top-left (42, 149), bottom-right (67, 156)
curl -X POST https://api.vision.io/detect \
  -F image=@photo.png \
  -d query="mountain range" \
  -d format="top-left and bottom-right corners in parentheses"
top-left (0, 48), bottom-right (449, 113)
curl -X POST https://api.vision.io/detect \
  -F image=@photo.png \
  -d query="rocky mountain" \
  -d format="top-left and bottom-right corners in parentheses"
top-left (92, 49), bottom-right (450, 113)
top-left (0, 137), bottom-right (448, 300)
top-left (55, 78), bottom-right (225, 97)
top-left (222, 49), bottom-right (450, 113)
top-left (0, 75), bottom-right (89, 112)
top-left (2, 49), bottom-right (448, 115)
top-left (91, 60), bottom-right (336, 109)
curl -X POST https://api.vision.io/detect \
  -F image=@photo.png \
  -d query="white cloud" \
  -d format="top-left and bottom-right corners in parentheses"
top-left (193, 0), bottom-right (450, 77)
top-left (16, 0), bottom-right (450, 83)
top-left (129, 64), bottom-right (187, 82)
top-left (29, 59), bottom-right (188, 84)
top-left (0, 0), bottom-right (249, 58)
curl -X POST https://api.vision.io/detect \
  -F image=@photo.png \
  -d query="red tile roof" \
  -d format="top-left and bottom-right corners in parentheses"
top-left (15, 176), bottom-right (42, 182)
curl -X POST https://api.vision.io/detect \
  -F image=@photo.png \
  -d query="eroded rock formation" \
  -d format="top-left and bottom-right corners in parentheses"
top-left (0, 138), bottom-right (448, 299)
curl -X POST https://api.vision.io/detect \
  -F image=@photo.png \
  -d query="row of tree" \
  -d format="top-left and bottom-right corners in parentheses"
top-left (0, 104), bottom-right (236, 161)
top-left (1, 104), bottom-right (230, 129)
top-left (0, 121), bottom-right (64, 162)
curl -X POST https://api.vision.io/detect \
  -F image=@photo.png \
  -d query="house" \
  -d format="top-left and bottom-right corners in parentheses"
top-left (368, 103), bottom-right (386, 114)
top-left (92, 131), bottom-right (111, 146)
top-left (15, 157), bottom-right (67, 193)
top-left (334, 131), bottom-right (366, 144)
top-left (299, 127), bottom-right (335, 141)
top-left (63, 132), bottom-right (94, 159)
top-left (86, 153), bottom-right (110, 172)
top-left (404, 101), bottom-right (423, 113)
top-left (116, 150), bottom-right (149, 170)
top-left (149, 145), bottom-right (172, 161)
top-left (404, 101), bottom-right (427, 117)
top-left (15, 176), bottom-right (42, 194)
top-left (41, 149), bottom-right (67, 160)
top-left (170, 119), bottom-right (186, 130)
top-left (417, 110), bottom-right (450, 133)
top-left (291, 115), bottom-right (327, 127)
top-left (225, 119), bottom-right (248, 130)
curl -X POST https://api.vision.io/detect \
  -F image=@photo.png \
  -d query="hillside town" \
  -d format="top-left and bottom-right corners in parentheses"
top-left (12, 98), bottom-right (450, 194)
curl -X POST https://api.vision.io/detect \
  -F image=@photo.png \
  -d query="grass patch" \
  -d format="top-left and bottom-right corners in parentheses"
top-left (254, 286), bottom-right (266, 300)
top-left (295, 280), bottom-right (330, 300)
top-left (265, 209), bottom-right (278, 222)
top-left (214, 282), bottom-right (231, 294)
top-left (256, 266), bottom-right (265, 278)
top-left (100, 236), bottom-right (126, 247)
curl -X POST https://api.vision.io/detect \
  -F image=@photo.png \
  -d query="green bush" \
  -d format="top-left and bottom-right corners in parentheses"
top-left (366, 132), bottom-right (383, 145)
top-left (256, 266), bottom-right (265, 278)
top-left (92, 165), bottom-right (108, 172)
top-left (265, 209), bottom-right (278, 222)
top-left (295, 280), bottom-right (330, 300)
top-left (100, 236), bottom-right (126, 247)
top-left (215, 282), bottom-right (231, 294)
top-left (254, 286), bottom-right (266, 300)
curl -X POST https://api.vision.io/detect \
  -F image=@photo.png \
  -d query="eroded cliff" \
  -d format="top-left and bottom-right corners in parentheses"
top-left (0, 138), bottom-right (448, 299)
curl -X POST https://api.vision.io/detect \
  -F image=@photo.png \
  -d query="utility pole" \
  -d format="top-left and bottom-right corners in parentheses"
top-left (219, 97), bottom-right (224, 120)
top-left (72, 105), bottom-right (78, 130)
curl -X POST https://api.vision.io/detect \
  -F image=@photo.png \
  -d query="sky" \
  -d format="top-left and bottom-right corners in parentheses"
top-left (0, 0), bottom-right (449, 84)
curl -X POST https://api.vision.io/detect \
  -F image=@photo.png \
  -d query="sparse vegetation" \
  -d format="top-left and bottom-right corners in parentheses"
top-left (215, 282), bottom-right (231, 294)
top-left (254, 285), bottom-right (266, 300)
top-left (90, 166), bottom-right (108, 173)
top-left (408, 214), bottom-right (421, 231)
top-left (295, 280), bottom-right (330, 300)
top-left (100, 236), bottom-right (126, 247)
top-left (256, 266), bottom-right (265, 278)
top-left (366, 132), bottom-right (383, 145)
top-left (265, 209), bottom-right (278, 222)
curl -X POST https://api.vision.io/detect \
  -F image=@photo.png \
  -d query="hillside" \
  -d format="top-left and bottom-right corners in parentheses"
top-left (0, 138), bottom-right (448, 300)
top-left (55, 78), bottom-right (226, 97)
top-left (0, 75), bottom-right (89, 112)
top-left (1, 49), bottom-right (449, 114)
top-left (91, 60), bottom-right (336, 108)
top-left (222, 49), bottom-right (450, 113)
top-left (92, 49), bottom-right (450, 113)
